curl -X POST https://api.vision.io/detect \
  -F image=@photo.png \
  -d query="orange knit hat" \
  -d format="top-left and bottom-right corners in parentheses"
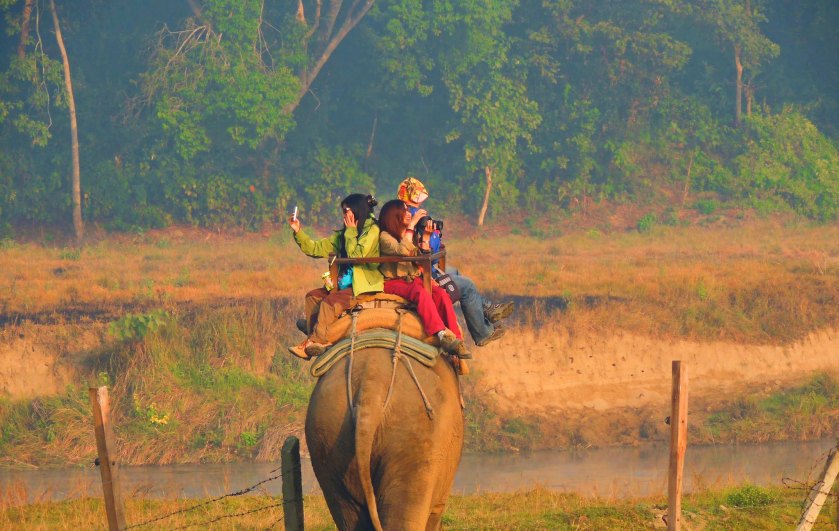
top-left (396, 177), bottom-right (429, 205)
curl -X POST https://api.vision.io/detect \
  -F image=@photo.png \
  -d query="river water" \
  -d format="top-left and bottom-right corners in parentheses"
top-left (1, 439), bottom-right (835, 502)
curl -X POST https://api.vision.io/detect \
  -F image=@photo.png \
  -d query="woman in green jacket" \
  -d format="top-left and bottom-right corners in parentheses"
top-left (288, 194), bottom-right (383, 359)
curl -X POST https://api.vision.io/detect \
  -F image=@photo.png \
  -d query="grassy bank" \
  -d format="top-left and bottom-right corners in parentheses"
top-left (1, 300), bottom-right (836, 466)
top-left (462, 374), bottom-right (839, 453)
top-left (0, 303), bottom-right (312, 467)
top-left (2, 484), bottom-right (836, 529)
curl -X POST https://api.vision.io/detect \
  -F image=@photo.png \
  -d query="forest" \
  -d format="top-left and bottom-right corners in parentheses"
top-left (1, 0), bottom-right (837, 241)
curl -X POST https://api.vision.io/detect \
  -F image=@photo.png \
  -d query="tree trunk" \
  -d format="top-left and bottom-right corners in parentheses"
top-left (734, 43), bottom-right (743, 127)
top-left (745, 82), bottom-right (753, 116)
top-left (681, 151), bottom-right (695, 207)
top-left (477, 166), bottom-right (493, 227)
top-left (296, 0), bottom-right (306, 24)
top-left (49, 0), bottom-right (83, 244)
top-left (17, 0), bottom-right (35, 58)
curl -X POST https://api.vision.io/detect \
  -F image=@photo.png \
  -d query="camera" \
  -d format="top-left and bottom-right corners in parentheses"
top-left (416, 215), bottom-right (443, 233)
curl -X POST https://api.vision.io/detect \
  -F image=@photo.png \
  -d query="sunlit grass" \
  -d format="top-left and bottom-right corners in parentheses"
top-left (2, 484), bottom-right (837, 530)
top-left (2, 221), bottom-right (837, 342)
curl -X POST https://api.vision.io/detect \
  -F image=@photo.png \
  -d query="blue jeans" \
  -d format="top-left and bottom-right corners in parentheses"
top-left (446, 266), bottom-right (494, 345)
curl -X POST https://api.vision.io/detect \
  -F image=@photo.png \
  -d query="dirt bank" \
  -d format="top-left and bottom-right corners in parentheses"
top-left (474, 324), bottom-right (839, 414)
top-left (4, 318), bottom-right (836, 415)
top-left (0, 323), bottom-right (103, 399)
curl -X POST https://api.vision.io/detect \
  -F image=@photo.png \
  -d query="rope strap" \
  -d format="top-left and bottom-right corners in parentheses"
top-left (346, 310), bottom-right (360, 421)
top-left (310, 329), bottom-right (440, 377)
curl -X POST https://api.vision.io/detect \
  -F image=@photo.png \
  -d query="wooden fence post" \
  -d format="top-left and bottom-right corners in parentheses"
top-left (282, 436), bottom-right (305, 531)
top-left (667, 361), bottom-right (688, 531)
top-left (89, 386), bottom-right (126, 531)
top-left (795, 446), bottom-right (839, 531)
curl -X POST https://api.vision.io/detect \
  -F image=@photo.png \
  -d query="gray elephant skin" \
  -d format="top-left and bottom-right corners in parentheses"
top-left (305, 346), bottom-right (464, 530)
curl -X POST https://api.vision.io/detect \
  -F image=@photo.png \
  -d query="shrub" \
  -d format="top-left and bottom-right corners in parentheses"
top-left (735, 110), bottom-right (839, 221)
top-left (637, 213), bottom-right (657, 233)
top-left (108, 310), bottom-right (171, 342)
top-left (723, 484), bottom-right (776, 508)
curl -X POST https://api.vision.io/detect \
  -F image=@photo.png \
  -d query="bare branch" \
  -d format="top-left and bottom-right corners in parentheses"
top-left (285, 0), bottom-right (374, 114)
top-left (320, 0), bottom-right (343, 50)
top-left (304, 0), bottom-right (322, 42)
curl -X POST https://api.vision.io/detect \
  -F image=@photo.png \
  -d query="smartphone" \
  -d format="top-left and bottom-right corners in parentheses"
top-left (291, 205), bottom-right (298, 222)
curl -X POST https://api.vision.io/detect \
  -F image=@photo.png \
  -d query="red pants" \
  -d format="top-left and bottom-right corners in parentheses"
top-left (383, 278), bottom-right (462, 339)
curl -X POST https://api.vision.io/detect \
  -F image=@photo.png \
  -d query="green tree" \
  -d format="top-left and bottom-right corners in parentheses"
top-left (377, 0), bottom-right (540, 224)
top-left (694, 0), bottom-right (779, 126)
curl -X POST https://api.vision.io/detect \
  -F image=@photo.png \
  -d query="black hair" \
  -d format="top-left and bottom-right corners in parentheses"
top-left (340, 193), bottom-right (378, 227)
top-left (337, 194), bottom-right (378, 259)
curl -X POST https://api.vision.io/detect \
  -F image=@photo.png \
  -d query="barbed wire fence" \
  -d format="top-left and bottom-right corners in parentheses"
top-left (120, 466), bottom-right (287, 530)
top-left (122, 435), bottom-right (305, 530)
top-left (89, 386), bottom-right (305, 530)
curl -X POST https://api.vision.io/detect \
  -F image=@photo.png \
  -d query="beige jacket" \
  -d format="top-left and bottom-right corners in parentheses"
top-left (379, 231), bottom-right (421, 281)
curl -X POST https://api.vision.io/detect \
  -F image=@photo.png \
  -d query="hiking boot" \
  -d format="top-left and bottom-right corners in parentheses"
top-left (438, 329), bottom-right (472, 359)
top-left (288, 340), bottom-right (312, 360)
top-left (304, 341), bottom-right (331, 357)
top-left (295, 318), bottom-right (308, 334)
top-left (476, 323), bottom-right (506, 347)
top-left (484, 301), bottom-right (514, 323)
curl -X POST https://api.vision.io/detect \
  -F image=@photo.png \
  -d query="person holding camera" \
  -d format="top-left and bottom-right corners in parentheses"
top-left (287, 193), bottom-right (383, 359)
top-left (378, 199), bottom-right (471, 359)
top-left (396, 177), bottom-right (514, 347)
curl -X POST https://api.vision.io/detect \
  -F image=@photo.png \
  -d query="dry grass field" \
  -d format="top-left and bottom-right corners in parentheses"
top-left (2, 218), bottom-right (838, 343)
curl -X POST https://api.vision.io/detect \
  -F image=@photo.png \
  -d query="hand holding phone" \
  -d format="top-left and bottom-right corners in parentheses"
top-left (288, 206), bottom-right (301, 233)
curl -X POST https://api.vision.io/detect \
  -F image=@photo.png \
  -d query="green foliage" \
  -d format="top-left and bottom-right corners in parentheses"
top-left (1, 0), bottom-right (838, 230)
top-left (723, 484), bottom-right (777, 508)
top-left (694, 198), bottom-right (720, 215)
top-left (734, 110), bottom-right (839, 220)
top-left (58, 247), bottom-right (81, 260)
top-left (108, 310), bottom-right (171, 342)
top-left (141, 1), bottom-right (299, 158)
top-left (300, 145), bottom-right (375, 224)
top-left (636, 213), bottom-right (657, 233)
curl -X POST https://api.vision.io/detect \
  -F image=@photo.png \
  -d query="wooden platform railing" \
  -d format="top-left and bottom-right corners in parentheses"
top-left (328, 249), bottom-right (446, 295)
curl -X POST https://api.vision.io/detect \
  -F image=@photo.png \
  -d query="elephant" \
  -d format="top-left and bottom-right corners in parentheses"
top-left (305, 344), bottom-right (464, 530)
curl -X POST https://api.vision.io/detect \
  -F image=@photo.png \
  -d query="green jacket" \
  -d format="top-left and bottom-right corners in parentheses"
top-left (293, 215), bottom-right (384, 296)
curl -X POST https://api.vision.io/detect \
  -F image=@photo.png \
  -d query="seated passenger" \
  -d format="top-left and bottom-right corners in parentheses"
top-left (378, 199), bottom-right (471, 359)
top-left (396, 177), bottom-right (513, 346)
top-left (288, 194), bottom-right (383, 359)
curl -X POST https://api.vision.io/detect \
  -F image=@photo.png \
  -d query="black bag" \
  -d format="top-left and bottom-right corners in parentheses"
top-left (435, 273), bottom-right (461, 303)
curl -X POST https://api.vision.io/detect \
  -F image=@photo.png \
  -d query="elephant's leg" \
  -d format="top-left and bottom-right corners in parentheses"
top-left (375, 465), bottom-right (437, 531)
top-left (324, 494), bottom-right (370, 531)
top-left (425, 501), bottom-right (448, 531)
